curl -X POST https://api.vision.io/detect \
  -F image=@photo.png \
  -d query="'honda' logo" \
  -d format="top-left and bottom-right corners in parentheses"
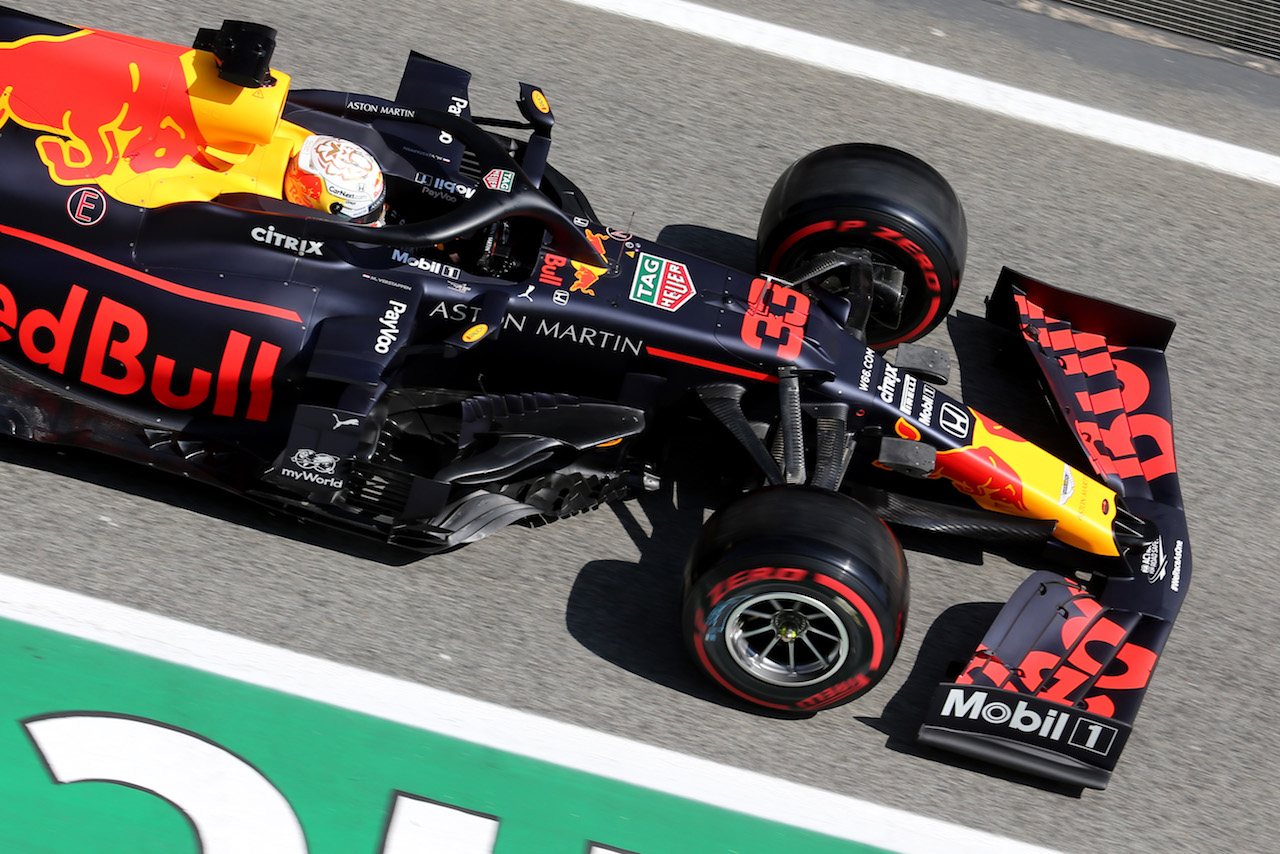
top-left (938, 401), bottom-right (970, 439)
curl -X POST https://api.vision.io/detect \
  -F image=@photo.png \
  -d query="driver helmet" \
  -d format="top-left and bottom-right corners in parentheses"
top-left (284, 135), bottom-right (386, 224)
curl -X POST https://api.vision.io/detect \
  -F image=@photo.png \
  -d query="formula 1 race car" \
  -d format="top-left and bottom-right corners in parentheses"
top-left (0, 7), bottom-right (1190, 790)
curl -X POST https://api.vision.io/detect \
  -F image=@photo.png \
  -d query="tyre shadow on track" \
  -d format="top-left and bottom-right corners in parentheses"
top-left (565, 243), bottom-right (1098, 749)
top-left (568, 222), bottom-right (807, 715)
top-left (565, 478), bottom-right (814, 719)
top-left (859, 598), bottom-right (1085, 797)
top-left (857, 312), bottom-right (1090, 795)
top-left (0, 438), bottom-right (422, 566)
top-left (563, 484), bottom-right (707, 703)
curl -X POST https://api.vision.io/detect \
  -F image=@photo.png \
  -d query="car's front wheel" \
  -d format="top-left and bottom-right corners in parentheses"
top-left (683, 485), bottom-right (908, 712)
top-left (756, 143), bottom-right (967, 348)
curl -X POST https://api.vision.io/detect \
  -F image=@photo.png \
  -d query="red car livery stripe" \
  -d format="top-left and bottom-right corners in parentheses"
top-left (645, 346), bottom-right (780, 383)
top-left (0, 223), bottom-right (304, 324)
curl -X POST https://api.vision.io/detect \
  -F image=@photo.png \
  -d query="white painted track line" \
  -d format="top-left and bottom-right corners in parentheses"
top-left (558, 0), bottom-right (1280, 187)
top-left (0, 573), bottom-right (1062, 854)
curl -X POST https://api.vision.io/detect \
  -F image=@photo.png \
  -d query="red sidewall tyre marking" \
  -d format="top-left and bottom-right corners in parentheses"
top-left (690, 606), bottom-right (794, 711)
top-left (812, 573), bottom-right (884, 671)
top-left (764, 219), bottom-right (946, 348)
top-left (767, 219), bottom-right (837, 271)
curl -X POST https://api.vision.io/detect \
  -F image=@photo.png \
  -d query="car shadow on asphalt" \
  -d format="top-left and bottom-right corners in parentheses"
top-left (861, 311), bottom-right (1090, 796)
top-left (562, 273), bottom-right (1099, 790)
top-left (564, 477), bottom-right (813, 718)
top-left (0, 437), bottom-right (423, 566)
top-left (564, 485), bottom-right (707, 701)
top-left (859, 598), bottom-right (1086, 797)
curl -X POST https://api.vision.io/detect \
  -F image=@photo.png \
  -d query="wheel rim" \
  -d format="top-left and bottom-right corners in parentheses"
top-left (783, 244), bottom-right (929, 347)
top-left (725, 591), bottom-right (852, 687)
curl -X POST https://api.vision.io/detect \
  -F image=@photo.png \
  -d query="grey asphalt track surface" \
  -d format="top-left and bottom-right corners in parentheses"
top-left (3, 1), bottom-right (1279, 852)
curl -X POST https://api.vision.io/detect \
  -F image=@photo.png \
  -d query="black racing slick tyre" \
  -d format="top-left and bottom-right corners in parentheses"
top-left (683, 486), bottom-right (908, 713)
top-left (756, 143), bottom-right (967, 349)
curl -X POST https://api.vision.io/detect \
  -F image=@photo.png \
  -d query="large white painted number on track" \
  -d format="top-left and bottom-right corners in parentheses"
top-left (380, 793), bottom-right (500, 853)
top-left (26, 713), bottom-right (635, 853)
top-left (24, 714), bottom-right (307, 853)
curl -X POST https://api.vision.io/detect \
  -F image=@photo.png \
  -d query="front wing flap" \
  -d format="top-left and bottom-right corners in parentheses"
top-left (917, 269), bottom-right (1191, 789)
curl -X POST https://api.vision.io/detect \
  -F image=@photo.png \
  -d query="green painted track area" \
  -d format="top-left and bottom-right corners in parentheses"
top-left (0, 576), bottom-right (1060, 854)
top-left (2, 620), bottom-right (884, 853)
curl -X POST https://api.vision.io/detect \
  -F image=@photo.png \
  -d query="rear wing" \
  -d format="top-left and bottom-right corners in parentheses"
top-left (917, 269), bottom-right (1191, 789)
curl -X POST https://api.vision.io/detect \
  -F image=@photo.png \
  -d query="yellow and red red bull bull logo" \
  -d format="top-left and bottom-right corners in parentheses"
top-left (0, 30), bottom-right (202, 184)
top-left (896, 410), bottom-right (1119, 555)
top-left (537, 230), bottom-right (609, 295)
top-left (571, 229), bottom-right (610, 292)
top-left (0, 27), bottom-right (300, 208)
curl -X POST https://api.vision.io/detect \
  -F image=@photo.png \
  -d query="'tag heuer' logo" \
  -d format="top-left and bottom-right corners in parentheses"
top-left (482, 169), bottom-right (515, 192)
top-left (629, 253), bottom-right (695, 311)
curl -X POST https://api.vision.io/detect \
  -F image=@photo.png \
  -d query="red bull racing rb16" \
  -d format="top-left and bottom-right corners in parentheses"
top-left (0, 6), bottom-right (1191, 790)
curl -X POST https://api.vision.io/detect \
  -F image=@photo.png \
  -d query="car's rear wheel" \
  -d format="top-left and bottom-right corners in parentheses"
top-left (756, 143), bottom-right (966, 348)
top-left (683, 485), bottom-right (908, 712)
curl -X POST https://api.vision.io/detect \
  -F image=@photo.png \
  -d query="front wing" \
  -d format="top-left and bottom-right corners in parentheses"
top-left (917, 269), bottom-right (1191, 789)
